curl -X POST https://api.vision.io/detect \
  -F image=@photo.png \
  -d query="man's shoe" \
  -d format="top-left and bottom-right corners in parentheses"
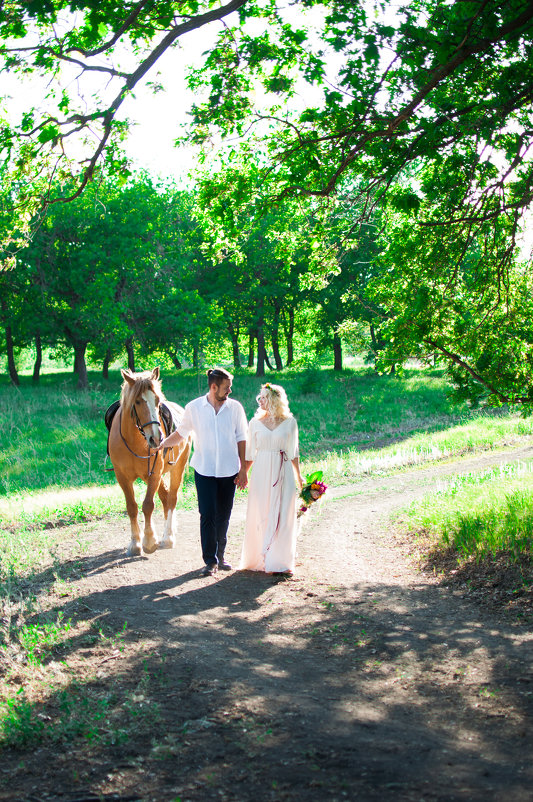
top-left (200, 563), bottom-right (218, 577)
top-left (218, 560), bottom-right (232, 571)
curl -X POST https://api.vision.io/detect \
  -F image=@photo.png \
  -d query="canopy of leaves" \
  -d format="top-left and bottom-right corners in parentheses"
top-left (2, 0), bottom-right (533, 404)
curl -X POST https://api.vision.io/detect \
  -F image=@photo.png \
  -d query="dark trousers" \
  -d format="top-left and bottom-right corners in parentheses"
top-left (194, 471), bottom-right (237, 566)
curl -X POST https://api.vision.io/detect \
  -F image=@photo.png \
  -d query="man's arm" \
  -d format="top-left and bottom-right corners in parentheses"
top-left (156, 429), bottom-right (185, 451)
top-left (234, 439), bottom-right (248, 489)
top-left (156, 402), bottom-right (192, 452)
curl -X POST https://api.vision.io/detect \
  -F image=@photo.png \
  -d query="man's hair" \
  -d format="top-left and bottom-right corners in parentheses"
top-left (206, 367), bottom-right (233, 388)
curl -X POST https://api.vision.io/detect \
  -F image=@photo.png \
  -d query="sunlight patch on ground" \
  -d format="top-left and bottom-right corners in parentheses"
top-left (0, 484), bottom-right (124, 520)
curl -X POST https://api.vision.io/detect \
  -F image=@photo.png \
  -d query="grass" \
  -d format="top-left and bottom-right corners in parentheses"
top-left (1, 363), bottom-right (531, 525)
top-left (0, 658), bottom-right (162, 748)
top-left (400, 459), bottom-right (533, 561)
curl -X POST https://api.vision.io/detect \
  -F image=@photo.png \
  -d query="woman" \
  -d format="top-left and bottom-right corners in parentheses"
top-left (239, 383), bottom-right (304, 575)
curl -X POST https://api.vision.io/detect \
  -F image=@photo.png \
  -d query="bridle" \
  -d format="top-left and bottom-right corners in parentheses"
top-left (116, 402), bottom-right (177, 477)
top-left (131, 403), bottom-right (161, 438)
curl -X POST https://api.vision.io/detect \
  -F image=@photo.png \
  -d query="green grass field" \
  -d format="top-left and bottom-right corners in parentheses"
top-left (2, 363), bottom-right (531, 514)
top-left (1, 363), bottom-right (532, 553)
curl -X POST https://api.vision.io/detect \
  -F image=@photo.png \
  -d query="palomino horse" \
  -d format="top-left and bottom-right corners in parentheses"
top-left (108, 367), bottom-right (191, 557)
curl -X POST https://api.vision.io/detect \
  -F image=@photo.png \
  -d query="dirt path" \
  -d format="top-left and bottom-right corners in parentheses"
top-left (3, 445), bottom-right (533, 802)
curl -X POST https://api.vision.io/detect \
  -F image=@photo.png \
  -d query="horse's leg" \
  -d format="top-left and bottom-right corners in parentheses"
top-left (160, 442), bottom-right (190, 550)
top-left (115, 471), bottom-right (142, 557)
top-left (158, 480), bottom-right (173, 550)
top-left (141, 477), bottom-right (160, 554)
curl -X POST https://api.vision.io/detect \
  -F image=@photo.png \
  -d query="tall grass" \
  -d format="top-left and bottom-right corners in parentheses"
top-left (401, 460), bottom-right (533, 560)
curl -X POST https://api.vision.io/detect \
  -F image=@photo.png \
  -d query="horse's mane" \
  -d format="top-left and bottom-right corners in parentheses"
top-left (120, 371), bottom-right (166, 414)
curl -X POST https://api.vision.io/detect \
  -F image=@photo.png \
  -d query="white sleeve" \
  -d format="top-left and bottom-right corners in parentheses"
top-left (245, 419), bottom-right (256, 461)
top-left (286, 417), bottom-right (299, 460)
top-left (176, 402), bottom-right (194, 438)
top-left (235, 401), bottom-right (248, 443)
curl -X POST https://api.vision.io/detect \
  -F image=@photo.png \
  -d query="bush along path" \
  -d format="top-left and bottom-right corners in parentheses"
top-left (1, 444), bottom-right (533, 802)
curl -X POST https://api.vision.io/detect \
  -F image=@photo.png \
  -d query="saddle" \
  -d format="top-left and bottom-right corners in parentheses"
top-left (104, 400), bottom-right (176, 456)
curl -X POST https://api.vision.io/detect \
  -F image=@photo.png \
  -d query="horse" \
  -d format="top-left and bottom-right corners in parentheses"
top-left (107, 367), bottom-right (191, 557)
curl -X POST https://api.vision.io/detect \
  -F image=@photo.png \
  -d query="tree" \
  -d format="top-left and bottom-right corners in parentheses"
top-left (366, 161), bottom-right (533, 406)
top-left (3, 1), bottom-right (533, 241)
top-left (0, 0), bottom-right (321, 211)
top-left (19, 173), bottom-right (198, 386)
top-left (189, 1), bottom-right (533, 218)
top-left (21, 181), bottom-right (126, 387)
top-left (187, 0), bottom-right (533, 399)
top-left (194, 160), bottom-right (325, 374)
top-left (4, 1), bottom-right (533, 402)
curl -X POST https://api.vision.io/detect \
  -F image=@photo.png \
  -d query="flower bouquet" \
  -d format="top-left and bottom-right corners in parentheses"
top-left (298, 470), bottom-right (327, 518)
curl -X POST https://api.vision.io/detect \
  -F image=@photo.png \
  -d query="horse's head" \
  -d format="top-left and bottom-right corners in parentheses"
top-left (120, 367), bottom-right (165, 449)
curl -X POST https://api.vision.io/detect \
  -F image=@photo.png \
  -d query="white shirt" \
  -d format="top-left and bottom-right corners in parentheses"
top-left (177, 395), bottom-right (248, 477)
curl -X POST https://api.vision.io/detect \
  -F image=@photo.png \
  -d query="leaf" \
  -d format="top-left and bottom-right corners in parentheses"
top-left (305, 471), bottom-right (323, 484)
top-left (364, 42), bottom-right (379, 64)
top-left (37, 125), bottom-right (59, 144)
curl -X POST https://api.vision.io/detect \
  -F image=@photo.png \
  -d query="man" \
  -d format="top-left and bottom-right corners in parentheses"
top-left (158, 367), bottom-right (248, 576)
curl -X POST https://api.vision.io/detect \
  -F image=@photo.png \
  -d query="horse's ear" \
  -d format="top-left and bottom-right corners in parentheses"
top-left (151, 367), bottom-right (160, 381)
top-left (121, 369), bottom-right (136, 386)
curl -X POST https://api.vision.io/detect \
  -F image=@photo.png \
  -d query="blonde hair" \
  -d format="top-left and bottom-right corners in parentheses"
top-left (255, 383), bottom-right (292, 420)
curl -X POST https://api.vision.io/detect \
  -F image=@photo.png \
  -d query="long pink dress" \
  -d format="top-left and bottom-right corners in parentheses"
top-left (239, 415), bottom-right (300, 573)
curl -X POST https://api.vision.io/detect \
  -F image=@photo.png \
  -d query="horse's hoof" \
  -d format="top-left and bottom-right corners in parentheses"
top-left (158, 538), bottom-right (175, 550)
top-left (127, 544), bottom-right (142, 557)
top-left (142, 539), bottom-right (159, 554)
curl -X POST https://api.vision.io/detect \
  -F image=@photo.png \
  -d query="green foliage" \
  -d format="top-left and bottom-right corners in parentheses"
top-left (2, 1), bottom-right (533, 403)
top-left (369, 161), bottom-right (533, 407)
top-left (1, 173), bottom-right (221, 383)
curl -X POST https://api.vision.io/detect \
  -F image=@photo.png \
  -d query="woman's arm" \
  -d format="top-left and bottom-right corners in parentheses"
top-left (292, 456), bottom-right (304, 489)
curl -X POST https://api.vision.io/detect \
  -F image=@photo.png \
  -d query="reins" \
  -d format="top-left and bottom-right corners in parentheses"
top-left (105, 406), bottom-right (177, 476)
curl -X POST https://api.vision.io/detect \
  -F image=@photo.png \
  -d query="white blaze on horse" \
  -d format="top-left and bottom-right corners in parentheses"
top-left (107, 367), bottom-right (191, 557)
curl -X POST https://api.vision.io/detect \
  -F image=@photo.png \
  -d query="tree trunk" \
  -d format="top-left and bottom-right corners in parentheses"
top-left (333, 332), bottom-right (343, 371)
top-left (32, 333), bottom-right (42, 383)
top-left (103, 348), bottom-right (112, 380)
top-left (247, 330), bottom-right (255, 368)
top-left (125, 337), bottom-right (135, 372)
top-left (228, 321), bottom-right (241, 368)
top-left (193, 345), bottom-right (199, 369)
top-left (5, 325), bottom-right (19, 386)
top-left (283, 308), bottom-right (294, 366)
top-left (370, 324), bottom-right (377, 351)
top-left (74, 343), bottom-right (89, 389)
top-left (170, 351), bottom-right (182, 370)
top-left (271, 306), bottom-right (283, 371)
top-left (256, 326), bottom-right (267, 377)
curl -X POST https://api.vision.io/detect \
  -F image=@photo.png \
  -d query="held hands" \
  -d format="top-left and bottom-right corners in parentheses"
top-left (235, 467), bottom-right (248, 490)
